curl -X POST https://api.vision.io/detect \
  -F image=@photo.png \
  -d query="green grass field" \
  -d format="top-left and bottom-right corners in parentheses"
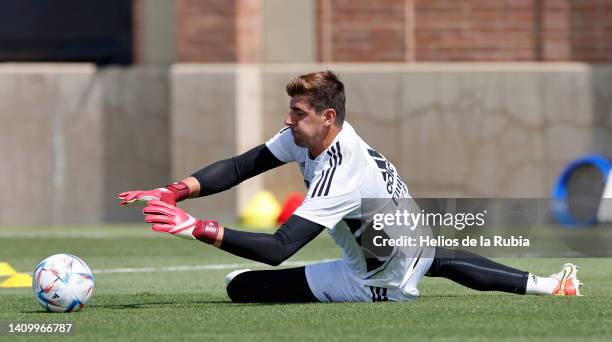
top-left (1, 225), bottom-right (611, 341)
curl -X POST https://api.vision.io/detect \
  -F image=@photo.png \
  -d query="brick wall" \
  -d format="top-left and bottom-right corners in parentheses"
top-left (172, 0), bottom-right (612, 62)
top-left (318, 0), bottom-right (409, 62)
top-left (414, 0), bottom-right (538, 61)
top-left (563, 0), bottom-right (612, 62)
top-left (176, 0), bottom-right (236, 62)
top-left (316, 0), bottom-right (612, 62)
top-left (542, 0), bottom-right (572, 60)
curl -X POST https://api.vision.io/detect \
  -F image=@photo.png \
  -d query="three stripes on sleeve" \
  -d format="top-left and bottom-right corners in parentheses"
top-left (310, 141), bottom-right (343, 198)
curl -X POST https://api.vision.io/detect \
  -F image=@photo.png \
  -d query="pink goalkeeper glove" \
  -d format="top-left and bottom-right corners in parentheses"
top-left (143, 200), bottom-right (221, 244)
top-left (118, 182), bottom-right (190, 206)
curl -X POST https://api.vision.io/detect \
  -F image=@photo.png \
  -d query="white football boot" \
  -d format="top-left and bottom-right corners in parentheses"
top-left (551, 263), bottom-right (583, 296)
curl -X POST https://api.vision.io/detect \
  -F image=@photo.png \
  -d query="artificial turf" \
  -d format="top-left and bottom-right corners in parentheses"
top-left (1, 225), bottom-right (611, 341)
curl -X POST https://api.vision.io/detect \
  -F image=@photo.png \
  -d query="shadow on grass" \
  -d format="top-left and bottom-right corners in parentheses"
top-left (20, 301), bottom-right (309, 313)
top-left (87, 295), bottom-right (520, 310)
top-left (21, 295), bottom-right (525, 313)
top-left (420, 294), bottom-right (518, 298)
top-left (91, 300), bottom-right (318, 310)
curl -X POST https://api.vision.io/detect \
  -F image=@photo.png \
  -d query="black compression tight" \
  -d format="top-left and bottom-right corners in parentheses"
top-left (226, 267), bottom-right (318, 303)
top-left (226, 249), bottom-right (530, 303)
top-left (426, 248), bottom-right (529, 294)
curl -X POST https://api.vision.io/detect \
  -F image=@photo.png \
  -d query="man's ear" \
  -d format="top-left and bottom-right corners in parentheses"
top-left (322, 108), bottom-right (337, 126)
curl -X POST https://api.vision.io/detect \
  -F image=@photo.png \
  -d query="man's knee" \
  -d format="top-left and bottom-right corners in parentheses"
top-left (225, 269), bottom-right (252, 302)
top-left (224, 266), bottom-right (317, 303)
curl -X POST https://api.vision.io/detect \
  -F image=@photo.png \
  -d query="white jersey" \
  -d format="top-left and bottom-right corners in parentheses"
top-left (266, 122), bottom-right (433, 291)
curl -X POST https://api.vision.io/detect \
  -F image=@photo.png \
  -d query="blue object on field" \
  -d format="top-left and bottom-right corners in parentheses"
top-left (551, 154), bottom-right (611, 227)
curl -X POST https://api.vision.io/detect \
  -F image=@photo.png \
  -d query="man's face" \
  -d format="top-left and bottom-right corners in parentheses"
top-left (285, 95), bottom-right (328, 149)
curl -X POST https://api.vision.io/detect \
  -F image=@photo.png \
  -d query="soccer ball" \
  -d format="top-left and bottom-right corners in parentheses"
top-left (32, 254), bottom-right (95, 313)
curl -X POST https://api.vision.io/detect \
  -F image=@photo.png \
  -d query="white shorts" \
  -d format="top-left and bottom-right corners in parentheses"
top-left (304, 258), bottom-right (433, 303)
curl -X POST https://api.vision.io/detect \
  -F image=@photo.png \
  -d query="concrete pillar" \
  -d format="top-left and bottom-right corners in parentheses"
top-left (133, 0), bottom-right (177, 64)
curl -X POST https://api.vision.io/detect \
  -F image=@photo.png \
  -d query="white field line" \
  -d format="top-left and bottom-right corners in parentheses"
top-left (93, 259), bottom-right (334, 275)
top-left (0, 232), bottom-right (145, 239)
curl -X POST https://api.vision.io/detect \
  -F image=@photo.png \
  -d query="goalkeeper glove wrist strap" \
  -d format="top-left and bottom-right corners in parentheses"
top-left (165, 182), bottom-right (190, 202)
top-left (193, 220), bottom-right (222, 247)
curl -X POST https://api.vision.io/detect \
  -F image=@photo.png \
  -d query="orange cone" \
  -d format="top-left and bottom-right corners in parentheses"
top-left (278, 192), bottom-right (305, 224)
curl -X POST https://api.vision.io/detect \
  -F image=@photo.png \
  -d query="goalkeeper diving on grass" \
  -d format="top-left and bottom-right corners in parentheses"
top-left (118, 71), bottom-right (582, 302)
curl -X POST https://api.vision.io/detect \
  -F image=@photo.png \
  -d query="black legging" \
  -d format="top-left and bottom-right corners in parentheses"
top-left (226, 248), bottom-right (529, 302)
top-left (426, 248), bottom-right (528, 294)
top-left (226, 266), bottom-right (318, 303)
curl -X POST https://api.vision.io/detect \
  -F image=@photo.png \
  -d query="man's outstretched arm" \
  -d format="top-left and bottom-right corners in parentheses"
top-left (189, 143), bottom-right (285, 197)
top-left (142, 200), bottom-right (324, 266)
top-left (218, 215), bottom-right (324, 266)
top-left (118, 144), bottom-right (285, 205)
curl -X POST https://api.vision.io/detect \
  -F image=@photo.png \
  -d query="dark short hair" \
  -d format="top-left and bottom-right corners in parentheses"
top-left (286, 70), bottom-right (345, 125)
